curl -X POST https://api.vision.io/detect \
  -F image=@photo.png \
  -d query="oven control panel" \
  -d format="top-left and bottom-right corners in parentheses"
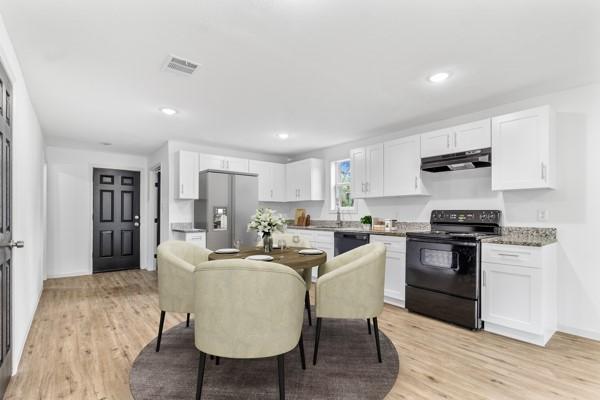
top-left (430, 210), bottom-right (501, 224)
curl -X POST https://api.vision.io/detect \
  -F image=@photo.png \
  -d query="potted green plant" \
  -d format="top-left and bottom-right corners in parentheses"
top-left (360, 215), bottom-right (372, 231)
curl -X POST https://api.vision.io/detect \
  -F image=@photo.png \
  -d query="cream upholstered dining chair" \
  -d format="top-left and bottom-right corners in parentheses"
top-left (312, 242), bottom-right (386, 365)
top-left (155, 240), bottom-right (211, 352)
top-left (258, 232), bottom-right (315, 325)
top-left (193, 259), bottom-right (306, 400)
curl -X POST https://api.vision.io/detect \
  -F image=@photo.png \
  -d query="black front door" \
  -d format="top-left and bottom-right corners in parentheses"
top-left (93, 168), bottom-right (141, 273)
top-left (0, 57), bottom-right (14, 397)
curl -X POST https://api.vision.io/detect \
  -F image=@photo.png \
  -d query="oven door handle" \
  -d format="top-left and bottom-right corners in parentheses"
top-left (407, 238), bottom-right (478, 247)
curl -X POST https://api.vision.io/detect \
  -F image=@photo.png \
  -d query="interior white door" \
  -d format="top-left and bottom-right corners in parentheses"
top-left (491, 107), bottom-right (549, 190)
top-left (365, 144), bottom-right (384, 197)
top-left (453, 119), bottom-right (491, 153)
top-left (420, 128), bottom-right (452, 157)
top-left (350, 147), bottom-right (367, 198)
top-left (482, 262), bottom-right (543, 334)
top-left (384, 135), bottom-right (424, 196)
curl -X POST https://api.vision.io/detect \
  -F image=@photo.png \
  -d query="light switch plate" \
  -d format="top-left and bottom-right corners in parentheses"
top-left (537, 209), bottom-right (549, 222)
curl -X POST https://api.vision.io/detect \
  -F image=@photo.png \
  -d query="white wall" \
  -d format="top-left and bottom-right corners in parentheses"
top-left (0, 15), bottom-right (46, 374)
top-left (45, 146), bottom-right (149, 277)
top-left (166, 140), bottom-right (287, 237)
top-left (288, 83), bottom-right (600, 340)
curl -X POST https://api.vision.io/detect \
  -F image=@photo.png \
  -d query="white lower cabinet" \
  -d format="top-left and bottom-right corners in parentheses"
top-left (482, 243), bottom-right (557, 346)
top-left (370, 235), bottom-right (406, 307)
top-left (286, 229), bottom-right (334, 280)
top-left (172, 231), bottom-right (207, 249)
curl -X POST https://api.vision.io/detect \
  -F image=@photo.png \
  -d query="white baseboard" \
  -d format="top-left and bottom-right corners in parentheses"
top-left (12, 283), bottom-right (43, 375)
top-left (384, 296), bottom-right (405, 308)
top-left (46, 270), bottom-right (90, 279)
top-left (558, 324), bottom-right (600, 341)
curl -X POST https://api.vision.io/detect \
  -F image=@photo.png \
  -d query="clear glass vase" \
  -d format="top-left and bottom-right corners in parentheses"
top-left (263, 233), bottom-right (273, 253)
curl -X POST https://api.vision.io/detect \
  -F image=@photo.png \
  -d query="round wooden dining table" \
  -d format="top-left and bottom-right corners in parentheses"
top-left (208, 247), bottom-right (327, 271)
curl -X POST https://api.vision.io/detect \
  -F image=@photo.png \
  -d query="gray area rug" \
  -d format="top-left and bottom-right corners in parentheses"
top-left (130, 310), bottom-right (399, 399)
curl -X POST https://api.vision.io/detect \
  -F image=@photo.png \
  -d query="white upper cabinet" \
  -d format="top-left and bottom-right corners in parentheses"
top-left (350, 147), bottom-right (366, 198)
top-left (249, 160), bottom-right (286, 202)
top-left (176, 150), bottom-right (199, 199)
top-left (384, 135), bottom-right (428, 196)
top-left (350, 144), bottom-right (384, 198)
top-left (453, 119), bottom-right (492, 153)
top-left (285, 158), bottom-right (324, 202)
top-left (421, 119), bottom-right (491, 157)
top-left (420, 128), bottom-right (453, 158)
top-left (491, 106), bottom-right (555, 191)
top-left (199, 154), bottom-right (249, 173)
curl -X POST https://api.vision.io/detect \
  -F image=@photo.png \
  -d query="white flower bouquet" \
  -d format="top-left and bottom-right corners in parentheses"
top-left (247, 208), bottom-right (286, 236)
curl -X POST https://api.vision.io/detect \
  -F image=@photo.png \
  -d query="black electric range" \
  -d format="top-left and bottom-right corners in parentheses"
top-left (405, 210), bottom-right (501, 330)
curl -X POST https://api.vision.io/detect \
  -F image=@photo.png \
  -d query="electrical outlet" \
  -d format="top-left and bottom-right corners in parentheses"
top-left (537, 209), bottom-right (549, 222)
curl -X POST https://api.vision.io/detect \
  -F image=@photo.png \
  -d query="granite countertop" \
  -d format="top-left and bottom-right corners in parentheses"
top-left (287, 222), bottom-right (557, 247)
top-left (481, 227), bottom-right (558, 247)
top-left (171, 223), bottom-right (206, 233)
top-left (286, 222), bottom-right (430, 237)
top-left (172, 228), bottom-right (206, 233)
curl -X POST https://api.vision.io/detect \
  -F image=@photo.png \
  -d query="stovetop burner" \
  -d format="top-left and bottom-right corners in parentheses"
top-left (406, 210), bottom-right (502, 242)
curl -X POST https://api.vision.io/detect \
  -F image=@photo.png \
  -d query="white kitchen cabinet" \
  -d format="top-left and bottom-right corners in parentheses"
top-left (172, 231), bottom-right (207, 249)
top-left (383, 135), bottom-right (428, 197)
top-left (199, 154), bottom-right (249, 173)
top-left (491, 105), bottom-right (556, 191)
top-left (175, 150), bottom-right (199, 199)
top-left (371, 235), bottom-right (406, 307)
top-left (420, 128), bottom-right (453, 158)
top-left (350, 144), bottom-right (384, 198)
top-left (421, 119), bottom-right (491, 157)
top-left (286, 228), bottom-right (334, 280)
top-left (453, 119), bottom-right (492, 153)
top-left (285, 158), bottom-right (324, 201)
top-left (482, 243), bottom-right (557, 346)
top-left (249, 160), bottom-right (286, 202)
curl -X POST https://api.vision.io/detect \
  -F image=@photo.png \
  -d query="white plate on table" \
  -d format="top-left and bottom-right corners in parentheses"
top-left (215, 248), bottom-right (240, 254)
top-left (245, 255), bottom-right (274, 261)
top-left (298, 249), bottom-right (324, 255)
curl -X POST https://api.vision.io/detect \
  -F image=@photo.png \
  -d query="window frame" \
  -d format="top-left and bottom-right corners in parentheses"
top-left (329, 159), bottom-right (357, 213)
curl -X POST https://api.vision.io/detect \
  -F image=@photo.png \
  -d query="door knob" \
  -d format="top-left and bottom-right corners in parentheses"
top-left (134, 222), bottom-right (140, 227)
top-left (134, 215), bottom-right (139, 220)
top-left (0, 240), bottom-right (24, 248)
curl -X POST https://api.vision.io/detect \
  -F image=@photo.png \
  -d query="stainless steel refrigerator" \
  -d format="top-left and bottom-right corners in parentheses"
top-left (194, 170), bottom-right (258, 250)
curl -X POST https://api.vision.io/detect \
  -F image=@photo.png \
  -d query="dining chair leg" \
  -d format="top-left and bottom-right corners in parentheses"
top-left (277, 354), bottom-right (285, 400)
top-left (313, 318), bottom-right (322, 365)
top-left (373, 317), bottom-right (382, 363)
top-left (367, 318), bottom-right (372, 335)
top-left (196, 352), bottom-right (207, 400)
top-left (216, 356), bottom-right (220, 365)
top-left (186, 313), bottom-right (191, 327)
top-left (298, 333), bottom-right (306, 370)
top-left (156, 310), bottom-right (165, 352)
top-left (304, 291), bottom-right (312, 326)
top-left (210, 355), bottom-right (214, 360)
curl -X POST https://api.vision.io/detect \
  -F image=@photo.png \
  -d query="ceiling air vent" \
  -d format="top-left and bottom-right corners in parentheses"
top-left (162, 55), bottom-right (200, 76)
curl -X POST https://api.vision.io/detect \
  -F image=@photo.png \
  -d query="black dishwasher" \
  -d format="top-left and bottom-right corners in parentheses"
top-left (334, 232), bottom-right (370, 255)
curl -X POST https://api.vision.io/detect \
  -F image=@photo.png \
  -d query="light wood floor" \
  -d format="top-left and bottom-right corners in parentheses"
top-left (5, 270), bottom-right (600, 399)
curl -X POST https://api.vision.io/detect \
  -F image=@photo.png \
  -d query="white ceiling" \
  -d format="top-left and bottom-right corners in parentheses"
top-left (1, 0), bottom-right (599, 155)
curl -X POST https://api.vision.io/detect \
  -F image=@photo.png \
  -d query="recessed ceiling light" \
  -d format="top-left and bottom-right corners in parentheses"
top-left (160, 107), bottom-right (178, 116)
top-left (428, 72), bottom-right (450, 83)
top-left (277, 132), bottom-right (289, 140)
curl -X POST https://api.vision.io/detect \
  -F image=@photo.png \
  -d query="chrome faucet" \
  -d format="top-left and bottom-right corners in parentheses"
top-left (336, 204), bottom-right (343, 227)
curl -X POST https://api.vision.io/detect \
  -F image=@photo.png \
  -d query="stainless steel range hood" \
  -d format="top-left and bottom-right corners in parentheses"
top-left (421, 148), bottom-right (492, 173)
